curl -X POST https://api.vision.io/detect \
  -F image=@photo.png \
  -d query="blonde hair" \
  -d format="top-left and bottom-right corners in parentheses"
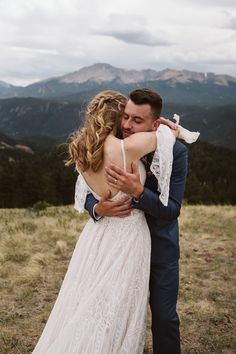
top-left (66, 90), bottom-right (127, 172)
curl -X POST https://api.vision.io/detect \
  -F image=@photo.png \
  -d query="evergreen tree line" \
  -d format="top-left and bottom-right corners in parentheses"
top-left (0, 141), bottom-right (235, 208)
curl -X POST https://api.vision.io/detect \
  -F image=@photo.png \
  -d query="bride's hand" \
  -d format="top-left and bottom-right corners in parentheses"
top-left (172, 127), bottom-right (180, 138)
top-left (159, 117), bottom-right (178, 130)
top-left (159, 117), bottom-right (179, 138)
top-left (160, 115), bottom-right (200, 143)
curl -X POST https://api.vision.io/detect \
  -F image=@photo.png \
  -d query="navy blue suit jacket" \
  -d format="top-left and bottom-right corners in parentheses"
top-left (85, 140), bottom-right (188, 264)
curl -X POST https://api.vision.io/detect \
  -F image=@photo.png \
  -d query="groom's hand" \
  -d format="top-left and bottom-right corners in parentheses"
top-left (94, 190), bottom-right (132, 218)
top-left (105, 162), bottom-right (144, 199)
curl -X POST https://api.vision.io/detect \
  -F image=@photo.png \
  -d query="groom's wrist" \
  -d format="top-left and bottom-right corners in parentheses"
top-left (93, 203), bottom-right (102, 220)
top-left (132, 186), bottom-right (144, 201)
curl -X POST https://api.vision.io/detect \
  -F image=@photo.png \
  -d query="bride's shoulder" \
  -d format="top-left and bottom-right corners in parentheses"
top-left (104, 135), bottom-right (121, 149)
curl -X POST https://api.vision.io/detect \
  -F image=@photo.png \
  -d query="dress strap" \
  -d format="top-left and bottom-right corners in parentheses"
top-left (120, 140), bottom-right (127, 171)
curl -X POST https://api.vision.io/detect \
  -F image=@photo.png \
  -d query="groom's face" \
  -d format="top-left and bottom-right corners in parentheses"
top-left (121, 99), bottom-right (159, 138)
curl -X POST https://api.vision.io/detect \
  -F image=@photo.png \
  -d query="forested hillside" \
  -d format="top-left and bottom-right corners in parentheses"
top-left (0, 141), bottom-right (235, 208)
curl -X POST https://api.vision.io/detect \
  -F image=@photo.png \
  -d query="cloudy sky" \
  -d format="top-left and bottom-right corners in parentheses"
top-left (0, 0), bottom-right (236, 86)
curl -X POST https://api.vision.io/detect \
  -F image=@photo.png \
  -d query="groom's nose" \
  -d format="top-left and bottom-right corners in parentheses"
top-left (123, 118), bottom-right (132, 129)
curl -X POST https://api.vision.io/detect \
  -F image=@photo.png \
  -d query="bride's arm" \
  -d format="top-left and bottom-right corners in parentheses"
top-left (124, 132), bottom-right (156, 161)
top-left (124, 129), bottom-right (177, 161)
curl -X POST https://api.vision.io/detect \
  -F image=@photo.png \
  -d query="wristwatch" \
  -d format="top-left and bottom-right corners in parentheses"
top-left (132, 192), bottom-right (144, 204)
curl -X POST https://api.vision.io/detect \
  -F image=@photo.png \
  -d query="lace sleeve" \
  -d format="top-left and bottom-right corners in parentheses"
top-left (150, 125), bottom-right (176, 207)
top-left (74, 174), bottom-right (89, 213)
top-left (150, 114), bottom-right (200, 206)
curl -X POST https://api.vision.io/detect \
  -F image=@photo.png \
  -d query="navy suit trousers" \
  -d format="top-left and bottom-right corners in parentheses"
top-left (149, 261), bottom-right (180, 354)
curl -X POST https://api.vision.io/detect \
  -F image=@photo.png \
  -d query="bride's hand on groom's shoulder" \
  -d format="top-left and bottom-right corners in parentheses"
top-left (94, 191), bottom-right (131, 218)
top-left (159, 117), bottom-right (178, 131)
top-left (159, 117), bottom-right (179, 138)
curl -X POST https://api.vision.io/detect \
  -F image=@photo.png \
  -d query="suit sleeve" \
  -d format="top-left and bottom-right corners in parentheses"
top-left (133, 144), bottom-right (188, 220)
top-left (85, 193), bottom-right (101, 221)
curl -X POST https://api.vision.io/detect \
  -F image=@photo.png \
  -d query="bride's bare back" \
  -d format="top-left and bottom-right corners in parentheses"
top-left (82, 131), bottom-right (158, 198)
top-left (82, 136), bottom-right (128, 198)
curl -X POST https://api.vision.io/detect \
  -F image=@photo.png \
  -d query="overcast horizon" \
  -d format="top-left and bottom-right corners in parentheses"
top-left (1, 0), bottom-right (236, 86)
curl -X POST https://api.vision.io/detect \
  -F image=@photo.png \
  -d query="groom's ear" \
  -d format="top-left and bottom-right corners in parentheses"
top-left (153, 119), bottom-right (161, 130)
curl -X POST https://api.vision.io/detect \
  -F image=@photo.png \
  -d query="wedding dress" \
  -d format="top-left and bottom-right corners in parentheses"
top-left (32, 123), bottom-right (199, 354)
top-left (33, 142), bottom-right (151, 354)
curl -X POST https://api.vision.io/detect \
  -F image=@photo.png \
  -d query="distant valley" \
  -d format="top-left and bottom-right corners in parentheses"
top-left (0, 97), bottom-right (235, 150)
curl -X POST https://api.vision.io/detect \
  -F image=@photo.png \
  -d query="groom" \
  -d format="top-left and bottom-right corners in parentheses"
top-left (85, 88), bottom-right (188, 354)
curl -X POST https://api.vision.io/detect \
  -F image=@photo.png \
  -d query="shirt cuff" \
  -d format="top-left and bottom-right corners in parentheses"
top-left (92, 204), bottom-right (102, 221)
top-left (132, 191), bottom-right (144, 205)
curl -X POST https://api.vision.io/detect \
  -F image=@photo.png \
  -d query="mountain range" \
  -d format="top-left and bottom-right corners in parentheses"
top-left (0, 63), bottom-right (235, 150)
top-left (1, 63), bottom-right (236, 106)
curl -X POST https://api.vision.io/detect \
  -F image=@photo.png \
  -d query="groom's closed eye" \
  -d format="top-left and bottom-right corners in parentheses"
top-left (123, 114), bottom-right (143, 124)
top-left (134, 118), bottom-right (143, 124)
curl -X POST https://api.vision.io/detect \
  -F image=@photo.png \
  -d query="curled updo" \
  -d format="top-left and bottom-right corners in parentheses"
top-left (66, 90), bottom-right (127, 172)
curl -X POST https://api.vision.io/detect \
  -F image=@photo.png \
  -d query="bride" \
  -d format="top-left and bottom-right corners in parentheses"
top-left (32, 90), bottom-right (198, 354)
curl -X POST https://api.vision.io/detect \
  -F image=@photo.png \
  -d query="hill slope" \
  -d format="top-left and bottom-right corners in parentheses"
top-left (0, 97), bottom-right (235, 149)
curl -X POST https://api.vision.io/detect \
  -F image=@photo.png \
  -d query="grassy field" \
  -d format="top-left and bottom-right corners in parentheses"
top-left (0, 205), bottom-right (235, 354)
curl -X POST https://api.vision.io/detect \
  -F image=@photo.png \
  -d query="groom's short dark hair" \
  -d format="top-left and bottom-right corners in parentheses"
top-left (129, 88), bottom-right (163, 119)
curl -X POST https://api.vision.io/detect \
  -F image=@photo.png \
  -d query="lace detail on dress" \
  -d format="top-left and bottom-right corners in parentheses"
top-left (33, 139), bottom-right (150, 354)
top-left (74, 174), bottom-right (88, 213)
top-left (32, 203), bottom-right (150, 354)
top-left (150, 125), bottom-right (176, 207)
top-left (150, 114), bottom-right (200, 207)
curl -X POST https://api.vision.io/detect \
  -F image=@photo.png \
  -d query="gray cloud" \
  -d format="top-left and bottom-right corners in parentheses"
top-left (184, 0), bottom-right (236, 7)
top-left (1, 0), bottom-right (236, 84)
top-left (96, 30), bottom-right (172, 47)
top-left (93, 12), bottom-right (172, 47)
top-left (227, 17), bottom-right (236, 29)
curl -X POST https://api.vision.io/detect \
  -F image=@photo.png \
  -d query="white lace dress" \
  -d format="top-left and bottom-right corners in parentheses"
top-left (33, 144), bottom-right (151, 354)
top-left (32, 124), bottom-right (198, 354)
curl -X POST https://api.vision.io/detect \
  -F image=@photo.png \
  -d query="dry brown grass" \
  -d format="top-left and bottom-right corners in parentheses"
top-left (0, 205), bottom-right (235, 354)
